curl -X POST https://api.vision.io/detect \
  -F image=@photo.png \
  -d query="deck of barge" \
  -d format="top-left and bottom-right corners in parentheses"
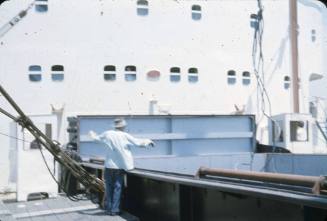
top-left (0, 195), bottom-right (138, 221)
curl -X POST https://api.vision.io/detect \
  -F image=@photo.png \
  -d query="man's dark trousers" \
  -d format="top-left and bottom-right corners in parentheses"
top-left (104, 168), bottom-right (125, 214)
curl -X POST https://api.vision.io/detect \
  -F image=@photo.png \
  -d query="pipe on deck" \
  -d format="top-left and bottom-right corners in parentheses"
top-left (196, 167), bottom-right (326, 195)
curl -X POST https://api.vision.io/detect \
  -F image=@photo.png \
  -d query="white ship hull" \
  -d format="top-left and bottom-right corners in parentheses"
top-left (0, 0), bottom-right (326, 194)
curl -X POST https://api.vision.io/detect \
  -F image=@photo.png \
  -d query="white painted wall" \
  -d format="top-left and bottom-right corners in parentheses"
top-left (0, 0), bottom-right (326, 191)
top-left (16, 115), bottom-right (58, 201)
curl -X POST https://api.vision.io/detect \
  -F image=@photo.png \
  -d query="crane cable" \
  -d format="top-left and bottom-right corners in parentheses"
top-left (0, 1), bottom-right (35, 38)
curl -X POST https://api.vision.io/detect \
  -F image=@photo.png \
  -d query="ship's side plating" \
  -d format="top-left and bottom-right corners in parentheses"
top-left (0, 0), bottom-right (326, 193)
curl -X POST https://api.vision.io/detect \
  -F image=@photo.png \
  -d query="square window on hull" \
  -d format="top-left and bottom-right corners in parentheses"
top-left (52, 74), bottom-right (64, 81)
top-left (125, 65), bottom-right (137, 81)
top-left (188, 68), bottom-right (198, 83)
top-left (29, 65), bottom-right (42, 82)
top-left (284, 76), bottom-right (291, 90)
top-left (29, 74), bottom-right (42, 82)
top-left (104, 65), bottom-right (116, 81)
top-left (104, 74), bottom-right (116, 81)
top-left (188, 75), bottom-right (198, 83)
top-left (35, 0), bottom-right (48, 13)
top-left (51, 65), bottom-right (64, 82)
top-left (170, 75), bottom-right (181, 82)
top-left (137, 8), bottom-right (148, 16)
top-left (35, 5), bottom-right (48, 13)
top-left (191, 5), bottom-right (202, 20)
top-left (228, 78), bottom-right (236, 85)
top-left (192, 13), bottom-right (201, 20)
top-left (125, 74), bottom-right (137, 81)
top-left (242, 71), bottom-right (251, 85)
top-left (137, 0), bottom-right (149, 16)
top-left (170, 67), bottom-right (181, 82)
top-left (227, 70), bottom-right (236, 85)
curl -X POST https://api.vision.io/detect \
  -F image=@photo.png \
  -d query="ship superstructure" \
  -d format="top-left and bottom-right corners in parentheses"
top-left (0, 0), bottom-right (327, 210)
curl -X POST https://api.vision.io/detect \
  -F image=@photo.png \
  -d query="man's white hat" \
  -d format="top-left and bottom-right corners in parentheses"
top-left (114, 118), bottom-right (127, 129)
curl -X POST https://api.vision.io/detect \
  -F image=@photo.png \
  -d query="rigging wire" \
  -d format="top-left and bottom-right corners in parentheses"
top-left (252, 0), bottom-right (272, 120)
top-left (0, 131), bottom-right (32, 143)
top-left (252, 0), bottom-right (282, 145)
top-left (251, 0), bottom-right (283, 172)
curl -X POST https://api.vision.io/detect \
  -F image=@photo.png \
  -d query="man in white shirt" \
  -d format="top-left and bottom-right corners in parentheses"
top-left (89, 118), bottom-right (154, 216)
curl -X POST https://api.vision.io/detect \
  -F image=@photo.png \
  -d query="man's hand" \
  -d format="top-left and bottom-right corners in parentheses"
top-left (149, 140), bottom-right (155, 148)
top-left (88, 130), bottom-right (97, 139)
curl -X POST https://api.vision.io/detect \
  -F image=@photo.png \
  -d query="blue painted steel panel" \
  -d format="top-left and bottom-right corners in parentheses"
top-left (78, 115), bottom-right (255, 160)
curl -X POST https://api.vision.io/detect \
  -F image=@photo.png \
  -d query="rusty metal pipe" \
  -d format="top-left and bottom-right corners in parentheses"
top-left (196, 167), bottom-right (326, 194)
top-left (290, 0), bottom-right (300, 113)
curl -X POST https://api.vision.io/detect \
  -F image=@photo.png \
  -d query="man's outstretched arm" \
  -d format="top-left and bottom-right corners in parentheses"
top-left (125, 133), bottom-right (155, 148)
